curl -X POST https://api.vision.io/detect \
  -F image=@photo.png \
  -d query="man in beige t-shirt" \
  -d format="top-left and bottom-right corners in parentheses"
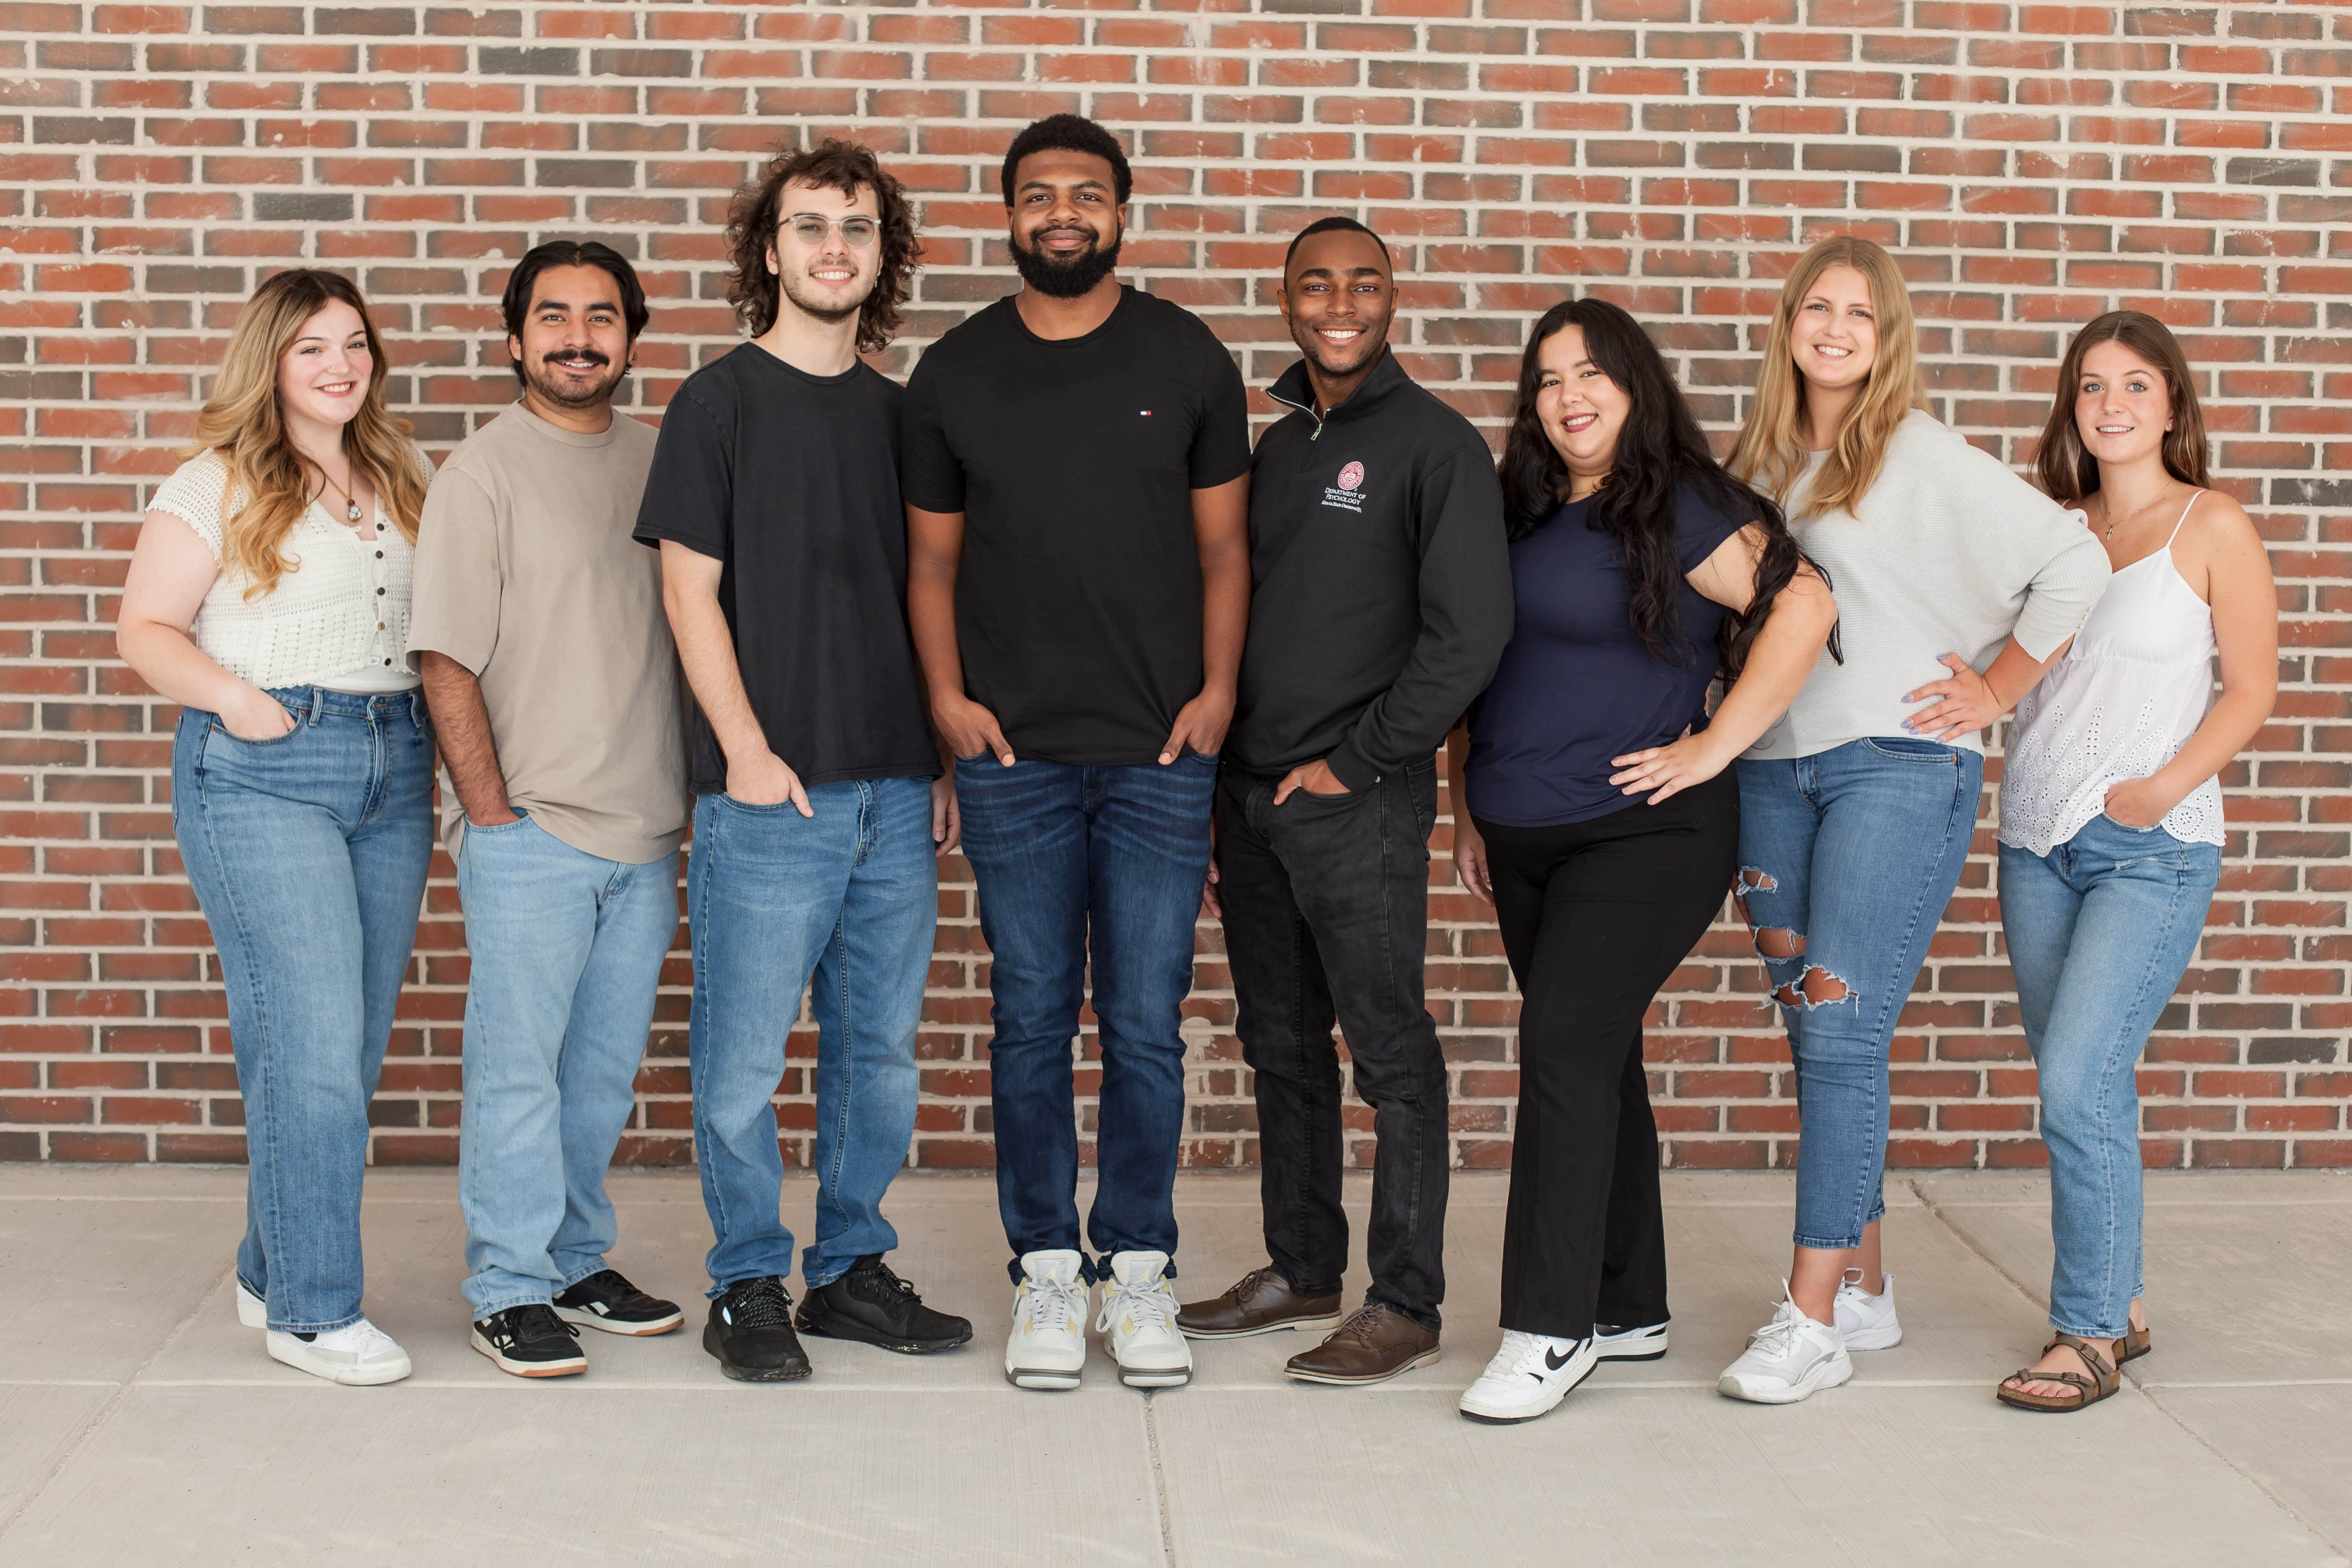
top-left (410, 241), bottom-right (689, 1379)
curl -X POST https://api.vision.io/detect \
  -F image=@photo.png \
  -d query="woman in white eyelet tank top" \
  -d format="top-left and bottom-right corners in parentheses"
top-left (1992, 312), bottom-right (2276, 1415)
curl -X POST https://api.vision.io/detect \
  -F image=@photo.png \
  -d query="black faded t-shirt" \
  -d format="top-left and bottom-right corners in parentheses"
top-left (899, 287), bottom-right (1252, 765)
top-left (632, 345), bottom-right (937, 795)
top-left (1466, 481), bottom-right (1745, 827)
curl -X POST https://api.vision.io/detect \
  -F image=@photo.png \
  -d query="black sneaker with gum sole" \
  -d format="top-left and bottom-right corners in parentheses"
top-left (472, 1303), bottom-right (587, 1378)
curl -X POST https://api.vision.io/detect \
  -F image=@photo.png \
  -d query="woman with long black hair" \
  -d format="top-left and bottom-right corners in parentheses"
top-left (1446, 298), bottom-right (1836, 1424)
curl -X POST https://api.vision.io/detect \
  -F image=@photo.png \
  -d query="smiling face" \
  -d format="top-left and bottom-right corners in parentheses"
top-left (1788, 263), bottom-right (1878, 397)
top-left (510, 263), bottom-right (634, 412)
top-left (768, 178), bottom-right (883, 328)
top-left (2073, 339), bottom-right (2174, 470)
top-left (1006, 147), bottom-right (1126, 299)
top-left (1533, 323), bottom-right (1629, 485)
top-left (274, 300), bottom-right (372, 431)
top-left (1279, 227), bottom-right (1394, 382)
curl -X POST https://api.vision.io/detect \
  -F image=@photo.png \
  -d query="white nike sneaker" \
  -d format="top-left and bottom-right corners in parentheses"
top-left (1718, 1287), bottom-right (1851, 1405)
top-left (1834, 1269), bottom-right (1901, 1350)
top-left (265, 1317), bottom-right (412, 1386)
top-left (1459, 1329), bottom-right (1598, 1424)
top-left (1096, 1251), bottom-right (1192, 1389)
top-left (1593, 1320), bottom-right (1669, 1362)
top-left (1006, 1249), bottom-right (1091, 1390)
top-left (235, 1281), bottom-right (266, 1329)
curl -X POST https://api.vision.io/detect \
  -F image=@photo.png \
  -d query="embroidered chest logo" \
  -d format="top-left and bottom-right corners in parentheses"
top-left (1322, 460), bottom-right (1368, 513)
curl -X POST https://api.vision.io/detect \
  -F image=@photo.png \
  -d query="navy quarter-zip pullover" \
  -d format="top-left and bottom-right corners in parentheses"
top-left (1226, 351), bottom-right (1514, 788)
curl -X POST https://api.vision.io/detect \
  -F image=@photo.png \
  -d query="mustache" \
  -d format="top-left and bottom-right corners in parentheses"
top-left (542, 348), bottom-right (611, 370)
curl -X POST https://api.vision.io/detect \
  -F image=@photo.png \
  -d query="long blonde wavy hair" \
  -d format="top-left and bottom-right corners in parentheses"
top-left (185, 269), bottom-right (424, 601)
top-left (1727, 236), bottom-right (1925, 523)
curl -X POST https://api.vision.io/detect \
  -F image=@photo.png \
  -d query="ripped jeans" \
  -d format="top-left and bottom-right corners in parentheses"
top-left (1734, 738), bottom-right (1985, 1251)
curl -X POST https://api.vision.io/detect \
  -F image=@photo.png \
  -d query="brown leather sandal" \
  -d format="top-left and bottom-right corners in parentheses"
top-left (1997, 1332), bottom-right (2120, 1413)
top-left (2118, 1321), bottom-right (2151, 1363)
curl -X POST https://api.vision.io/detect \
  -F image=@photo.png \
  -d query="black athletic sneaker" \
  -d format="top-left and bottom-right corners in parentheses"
top-left (704, 1275), bottom-right (812, 1382)
top-left (472, 1303), bottom-right (588, 1378)
top-left (795, 1254), bottom-right (974, 1355)
top-left (554, 1268), bottom-right (684, 1336)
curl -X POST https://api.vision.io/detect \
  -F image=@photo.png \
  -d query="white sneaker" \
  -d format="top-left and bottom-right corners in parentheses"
top-left (1006, 1249), bottom-right (1090, 1391)
top-left (1459, 1329), bottom-right (1598, 1424)
top-left (265, 1317), bottom-right (412, 1386)
top-left (235, 1281), bottom-right (266, 1329)
top-left (1718, 1287), bottom-right (1851, 1405)
top-left (1096, 1251), bottom-right (1192, 1389)
top-left (1594, 1320), bottom-right (1669, 1362)
top-left (1834, 1269), bottom-right (1901, 1350)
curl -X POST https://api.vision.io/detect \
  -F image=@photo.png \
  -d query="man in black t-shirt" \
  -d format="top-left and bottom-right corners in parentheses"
top-left (635, 139), bottom-right (971, 1383)
top-left (902, 114), bottom-right (1252, 1394)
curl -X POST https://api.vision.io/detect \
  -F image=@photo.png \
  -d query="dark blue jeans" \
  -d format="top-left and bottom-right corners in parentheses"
top-left (954, 752), bottom-right (1218, 1282)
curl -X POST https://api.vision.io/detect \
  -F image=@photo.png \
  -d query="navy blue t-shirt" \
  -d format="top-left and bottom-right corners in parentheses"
top-left (1465, 482), bottom-right (1745, 827)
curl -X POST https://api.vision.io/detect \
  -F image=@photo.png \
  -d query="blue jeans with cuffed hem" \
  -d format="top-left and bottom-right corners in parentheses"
top-left (1734, 737), bottom-right (1986, 1252)
top-left (171, 687), bottom-right (433, 1334)
top-left (687, 778), bottom-right (936, 1294)
top-left (455, 815), bottom-right (679, 1318)
top-left (1999, 814), bottom-right (2219, 1339)
top-left (953, 752), bottom-right (1217, 1284)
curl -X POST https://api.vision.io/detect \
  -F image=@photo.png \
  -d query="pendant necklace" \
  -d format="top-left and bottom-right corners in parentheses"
top-left (316, 464), bottom-right (364, 526)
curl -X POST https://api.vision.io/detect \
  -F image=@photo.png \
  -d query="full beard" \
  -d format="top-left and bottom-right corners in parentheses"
top-left (1012, 225), bottom-right (1123, 300)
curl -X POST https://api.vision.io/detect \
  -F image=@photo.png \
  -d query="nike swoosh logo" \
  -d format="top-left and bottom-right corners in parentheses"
top-left (1545, 1346), bottom-right (1577, 1371)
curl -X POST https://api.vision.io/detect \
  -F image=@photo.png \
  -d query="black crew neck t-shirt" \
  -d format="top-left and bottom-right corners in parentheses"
top-left (899, 287), bottom-right (1252, 765)
top-left (632, 345), bottom-right (938, 796)
top-left (1466, 482), bottom-right (1745, 827)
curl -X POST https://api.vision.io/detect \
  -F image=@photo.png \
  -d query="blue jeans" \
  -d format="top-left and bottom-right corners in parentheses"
top-left (1735, 738), bottom-right (1986, 1251)
top-left (455, 815), bottom-right (679, 1316)
top-left (687, 777), bottom-right (936, 1292)
top-left (171, 687), bottom-right (433, 1333)
top-left (1999, 815), bottom-right (2219, 1338)
top-left (954, 752), bottom-right (1217, 1282)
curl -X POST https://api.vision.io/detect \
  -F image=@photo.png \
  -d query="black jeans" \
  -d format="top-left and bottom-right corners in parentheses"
top-left (1215, 759), bottom-right (1449, 1330)
top-left (1476, 769), bottom-right (1739, 1340)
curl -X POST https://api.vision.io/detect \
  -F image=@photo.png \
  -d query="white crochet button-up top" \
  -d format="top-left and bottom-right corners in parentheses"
top-left (147, 447), bottom-right (427, 692)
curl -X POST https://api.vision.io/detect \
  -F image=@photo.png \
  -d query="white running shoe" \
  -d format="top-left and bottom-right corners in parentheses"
top-left (265, 1317), bottom-right (412, 1386)
top-left (1593, 1320), bottom-right (1669, 1362)
top-left (235, 1281), bottom-right (266, 1329)
top-left (1006, 1249), bottom-right (1090, 1391)
top-left (1718, 1287), bottom-right (1851, 1405)
top-left (1834, 1269), bottom-right (1901, 1350)
top-left (1459, 1329), bottom-right (1598, 1424)
top-left (1096, 1251), bottom-right (1192, 1389)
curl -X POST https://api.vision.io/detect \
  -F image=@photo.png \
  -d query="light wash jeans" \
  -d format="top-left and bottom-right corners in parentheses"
top-left (686, 777), bottom-right (936, 1293)
top-left (455, 813), bottom-right (680, 1317)
top-left (171, 687), bottom-right (434, 1333)
top-left (1734, 737), bottom-right (1986, 1251)
top-left (1999, 813), bottom-right (2220, 1339)
top-left (952, 752), bottom-right (1217, 1283)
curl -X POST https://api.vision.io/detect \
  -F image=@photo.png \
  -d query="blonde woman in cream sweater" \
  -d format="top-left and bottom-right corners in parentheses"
top-left (1713, 237), bottom-right (2112, 1405)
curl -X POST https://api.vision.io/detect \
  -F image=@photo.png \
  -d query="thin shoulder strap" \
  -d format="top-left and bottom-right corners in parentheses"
top-left (2163, 488), bottom-right (2204, 549)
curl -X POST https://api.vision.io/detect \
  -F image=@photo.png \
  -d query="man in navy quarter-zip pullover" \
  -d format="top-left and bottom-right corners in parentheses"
top-left (1176, 216), bottom-right (1514, 1388)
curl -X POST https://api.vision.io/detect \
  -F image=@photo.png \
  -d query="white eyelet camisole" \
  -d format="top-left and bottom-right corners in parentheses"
top-left (1998, 492), bottom-right (2224, 857)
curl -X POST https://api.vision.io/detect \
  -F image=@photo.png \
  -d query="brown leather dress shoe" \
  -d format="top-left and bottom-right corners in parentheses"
top-left (1176, 1265), bottom-right (1345, 1340)
top-left (1284, 1301), bottom-right (1440, 1385)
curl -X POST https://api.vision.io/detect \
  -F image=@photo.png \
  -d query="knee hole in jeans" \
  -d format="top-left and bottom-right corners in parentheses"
top-left (1773, 966), bottom-right (1851, 1010)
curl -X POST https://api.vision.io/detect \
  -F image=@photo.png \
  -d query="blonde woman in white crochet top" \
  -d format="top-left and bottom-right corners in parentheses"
top-left (1994, 312), bottom-right (2275, 1415)
top-left (115, 270), bottom-right (437, 1390)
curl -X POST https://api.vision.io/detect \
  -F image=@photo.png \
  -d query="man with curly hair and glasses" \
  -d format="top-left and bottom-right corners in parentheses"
top-left (635, 137), bottom-right (971, 1383)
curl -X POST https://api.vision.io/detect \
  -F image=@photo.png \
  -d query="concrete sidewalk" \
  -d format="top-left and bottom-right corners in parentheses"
top-left (0, 1166), bottom-right (2345, 1566)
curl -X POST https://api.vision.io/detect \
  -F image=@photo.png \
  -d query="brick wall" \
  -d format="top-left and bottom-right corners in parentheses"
top-left (3, 0), bottom-right (2347, 1172)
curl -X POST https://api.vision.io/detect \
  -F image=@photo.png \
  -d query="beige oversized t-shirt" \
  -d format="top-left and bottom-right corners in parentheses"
top-left (408, 403), bottom-right (688, 864)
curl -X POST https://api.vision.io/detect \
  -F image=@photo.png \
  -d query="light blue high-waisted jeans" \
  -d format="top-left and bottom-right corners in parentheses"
top-left (1735, 736), bottom-right (1986, 1252)
top-left (172, 687), bottom-right (433, 1333)
top-left (1999, 814), bottom-right (2219, 1339)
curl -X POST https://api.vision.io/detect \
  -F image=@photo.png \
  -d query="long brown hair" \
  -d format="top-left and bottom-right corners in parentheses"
top-left (1727, 236), bottom-right (1925, 523)
top-left (2034, 310), bottom-right (2210, 506)
top-left (185, 269), bottom-right (423, 601)
top-left (725, 137), bottom-right (919, 354)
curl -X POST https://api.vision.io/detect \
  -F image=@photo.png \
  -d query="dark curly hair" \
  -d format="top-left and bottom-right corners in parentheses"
top-left (1501, 296), bottom-right (1835, 680)
top-left (725, 137), bottom-right (919, 354)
